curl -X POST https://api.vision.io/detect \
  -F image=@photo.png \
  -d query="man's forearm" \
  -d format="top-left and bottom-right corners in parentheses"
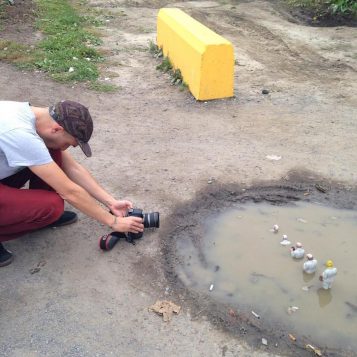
top-left (62, 152), bottom-right (116, 208)
top-left (70, 167), bottom-right (115, 208)
top-left (60, 184), bottom-right (115, 227)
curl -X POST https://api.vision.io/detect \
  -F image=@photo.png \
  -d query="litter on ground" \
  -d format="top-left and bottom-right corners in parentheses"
top-left (148, 300), bottom-right (181, 322)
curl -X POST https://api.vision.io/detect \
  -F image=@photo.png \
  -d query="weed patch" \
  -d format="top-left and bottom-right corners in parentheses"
top-left (149, 40), bottom-right (163, 57)
top-left (0, 1), bottom-right (9, 31)
top-left (287, 0), bottom-right (357, 24)
top-left (149, 41), bottom-right (188, 92)
top-left (156, 57), bottom-right (172, 73)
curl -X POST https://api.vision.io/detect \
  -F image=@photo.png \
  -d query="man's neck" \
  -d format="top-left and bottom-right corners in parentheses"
top-left (31, 106), bottom-right (52, 137)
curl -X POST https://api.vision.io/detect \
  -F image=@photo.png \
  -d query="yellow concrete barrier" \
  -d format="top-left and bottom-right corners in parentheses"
top-left (157, 8), bottom-right (234, 101)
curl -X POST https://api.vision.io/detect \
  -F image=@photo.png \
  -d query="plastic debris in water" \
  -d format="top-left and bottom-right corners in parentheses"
top-left (306, 344), bottom-right (322, 356)
top-left (280, 234), bottom-right (291, 245)
top-left (251, 311), bottom-right (260, 319)
top-left (315, 183), bottom-right (328, 193)
top-left (273, 224), bottom-right (279, 233)
top-left (207, 177), bottom-right (214, 184)
top-left (287, 306), bottom-right (299, 315)
top-left (262, 338), bottom-right (268, 346)
top-left (209, 284), bottom-right (214, 291)
top-left (266, 155), bottom-right (282, 161)
top-left (228, 309), bottom-right (237, 317)
top-left (289, 334), bottom-right (296, 342)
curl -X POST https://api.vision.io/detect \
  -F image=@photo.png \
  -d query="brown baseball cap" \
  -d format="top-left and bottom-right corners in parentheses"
top-left (49, 100), bottom-right (93, 157)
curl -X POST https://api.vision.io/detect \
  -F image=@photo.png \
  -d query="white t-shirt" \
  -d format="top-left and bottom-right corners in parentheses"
top-left (0, 101), bottom-right (52, 180)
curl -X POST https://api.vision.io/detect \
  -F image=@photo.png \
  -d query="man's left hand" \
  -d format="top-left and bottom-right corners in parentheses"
top-left (110, 200), bottom-right (133, 217)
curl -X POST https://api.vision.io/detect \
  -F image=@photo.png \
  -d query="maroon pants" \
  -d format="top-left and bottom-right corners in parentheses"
top-left (0, 150), bottom-right (64, 243)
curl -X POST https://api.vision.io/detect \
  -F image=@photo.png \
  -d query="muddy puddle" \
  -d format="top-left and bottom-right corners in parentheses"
top-left (176, 201), bottom-right (357, 352)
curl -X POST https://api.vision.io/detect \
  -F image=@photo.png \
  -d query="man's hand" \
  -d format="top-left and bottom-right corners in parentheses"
top-left (109, 200), bottom-right (133, 217)
top-left (112, 216), bottom-right (144, 233)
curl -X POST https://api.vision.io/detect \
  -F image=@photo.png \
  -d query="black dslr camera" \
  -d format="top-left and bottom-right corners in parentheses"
top-left (99, 208), bottom-right (160, 251)
top-left (127, 208), bottom-right (160, 241)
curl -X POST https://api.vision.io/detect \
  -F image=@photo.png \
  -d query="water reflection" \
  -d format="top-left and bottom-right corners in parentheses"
top-left (317, 288), bottom-right (333, 308)
top-left (303, 272), bottom-right (315, 283)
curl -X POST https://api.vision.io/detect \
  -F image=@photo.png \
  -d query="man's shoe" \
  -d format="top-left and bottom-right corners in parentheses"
top-left (0, 243), bottom-right (13, 267)
top-left (49, 211), bottom-right (78, 228)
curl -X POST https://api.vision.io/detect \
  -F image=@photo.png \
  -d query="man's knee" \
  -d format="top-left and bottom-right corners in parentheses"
top-left (45, 193), bottom-right (64, 222)
top-left (33, 191), bottom-right (64, 224)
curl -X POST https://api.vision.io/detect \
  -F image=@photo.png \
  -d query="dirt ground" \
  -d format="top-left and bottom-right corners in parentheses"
top-left (0, 0), bottom-right (356, 356)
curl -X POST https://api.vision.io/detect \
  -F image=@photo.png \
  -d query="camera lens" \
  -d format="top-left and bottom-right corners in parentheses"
top-left (143, 212), bottom-right (160, 228)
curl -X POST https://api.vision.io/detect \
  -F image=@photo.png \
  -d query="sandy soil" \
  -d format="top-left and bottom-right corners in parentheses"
top-left (0, 0), bottom-right (356, 356)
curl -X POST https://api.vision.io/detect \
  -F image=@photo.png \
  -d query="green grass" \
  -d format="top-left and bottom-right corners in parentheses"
top-left (0, 0), bottom-right (119, 91)
top-left (0, 1), bottom-right (6, 31)
top-left (33, 0), bottom-right (102, 82)
top-left (0, 40), bottom-right (31, 62)
top-left (330, 0), bottom-right (357, 15)
top-left (88, 81), bottom-right (120, 92)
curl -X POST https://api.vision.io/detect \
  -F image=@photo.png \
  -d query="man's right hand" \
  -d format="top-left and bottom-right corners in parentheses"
top-left (112, 216), bottom-right (144, 233)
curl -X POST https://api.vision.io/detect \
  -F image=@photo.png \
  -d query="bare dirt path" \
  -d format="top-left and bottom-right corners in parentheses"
top-left (1, 1), bottom-right (356, 356)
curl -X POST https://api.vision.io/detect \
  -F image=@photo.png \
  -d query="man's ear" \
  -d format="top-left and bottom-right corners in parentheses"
top-left (51, 122), bottom-right (64, 133)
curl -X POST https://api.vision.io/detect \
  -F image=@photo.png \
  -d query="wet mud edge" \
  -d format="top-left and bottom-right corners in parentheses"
top-left (159, 170), bottom-right (357, 357)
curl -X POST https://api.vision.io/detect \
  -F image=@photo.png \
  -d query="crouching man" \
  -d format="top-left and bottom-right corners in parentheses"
top-left (0, 100), bottom-right (144, 267)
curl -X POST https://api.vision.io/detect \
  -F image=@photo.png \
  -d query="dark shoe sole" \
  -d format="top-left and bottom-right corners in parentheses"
top-left (49, 216), bottom-right (78, 227)
top-left (0, 254), bottom-right (13, 267)
top-left (49, 212), bottom-right (78, 228)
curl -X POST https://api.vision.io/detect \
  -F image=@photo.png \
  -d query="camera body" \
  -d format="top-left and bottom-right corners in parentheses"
top-left (127, 208), bottom-right (160, 242)
top-left (99, 207), bottom-right (160, 251)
